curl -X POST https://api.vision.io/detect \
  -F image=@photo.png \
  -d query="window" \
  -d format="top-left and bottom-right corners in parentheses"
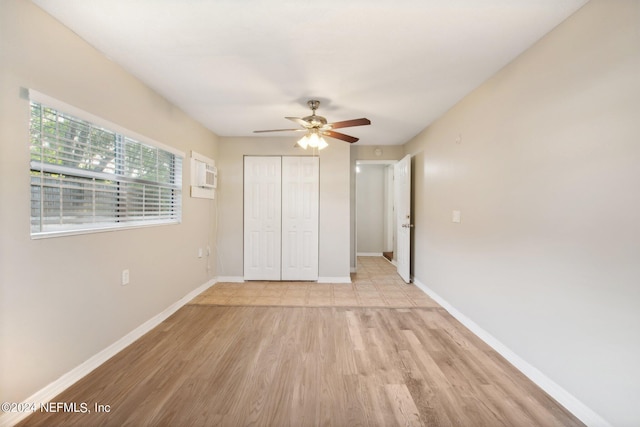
top-left (29, 92), bottom-right (183, 238)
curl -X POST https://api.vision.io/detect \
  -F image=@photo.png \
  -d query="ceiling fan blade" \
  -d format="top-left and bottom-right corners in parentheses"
top-left (327, 118), bottom-right (371, 129)
top-left (253, 128), bottom-right (305, 133)
top-left (285, 117), bottom-right (311, 128)
top-left (322, 130), bottom-right (359, 143)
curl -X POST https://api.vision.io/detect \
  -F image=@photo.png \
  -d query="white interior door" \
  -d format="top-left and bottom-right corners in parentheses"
top-left (244, 156), bottom-right (282, 280)
top-left (281, 156), bottom-right (319, 280)
top-left (394, 155), bottom-right (412, 283)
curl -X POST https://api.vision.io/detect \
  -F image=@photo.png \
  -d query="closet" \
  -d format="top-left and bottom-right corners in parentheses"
top-left (243, 156), bottom-right (319, 281)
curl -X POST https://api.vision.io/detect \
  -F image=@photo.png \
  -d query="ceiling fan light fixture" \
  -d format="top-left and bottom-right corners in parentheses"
top-left (305, 130), bottom-right (328, 150)
top-left (298, 130), bottom-right (328, 150)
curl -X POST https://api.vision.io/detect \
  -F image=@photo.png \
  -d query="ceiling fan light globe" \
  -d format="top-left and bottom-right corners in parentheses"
top-left (308, 132), bottom-right (320, 148)
top-left (318, 137), bottom-right (329, 150)
top-left (297, 135), bottom-right (309, 149)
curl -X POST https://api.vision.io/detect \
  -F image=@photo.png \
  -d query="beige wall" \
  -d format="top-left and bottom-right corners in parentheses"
top-left (0, 0), bottom-right (219, 403)
top-left (403, 1), bottom-right (640, 425)
top-left (216, 137), bottom-right (351, 280)
top-left (352, 144), bottom-right (404, 161)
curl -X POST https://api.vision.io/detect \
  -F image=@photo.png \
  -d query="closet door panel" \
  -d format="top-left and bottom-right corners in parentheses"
top-left (281, 156), bottom-right (319, 281)
top-left (244, 156), bottom-right (282, 280)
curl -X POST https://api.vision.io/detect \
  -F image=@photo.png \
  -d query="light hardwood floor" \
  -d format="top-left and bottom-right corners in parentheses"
top-left (18, 257), bottom-right (584, 427)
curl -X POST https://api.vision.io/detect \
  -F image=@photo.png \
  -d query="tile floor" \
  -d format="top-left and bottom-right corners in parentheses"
top-left (190, 256), bottom-right (438, 308)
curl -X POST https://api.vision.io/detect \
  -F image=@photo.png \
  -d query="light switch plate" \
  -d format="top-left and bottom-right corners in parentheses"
top-left (452, 210), bottom-right (461, 223)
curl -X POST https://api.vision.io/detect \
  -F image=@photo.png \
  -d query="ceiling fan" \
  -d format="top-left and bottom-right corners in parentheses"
top-left (254, 100), bottom-right (371, 148)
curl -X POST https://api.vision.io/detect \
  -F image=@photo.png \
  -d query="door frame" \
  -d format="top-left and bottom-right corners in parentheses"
top-left (354, 159), bottom-right (399, 268)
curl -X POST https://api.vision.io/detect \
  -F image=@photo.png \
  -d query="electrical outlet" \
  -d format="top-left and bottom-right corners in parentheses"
top-left (452, 210), bottom-right (461, 223)
top-left (121, 269), bottom-right (130, 285)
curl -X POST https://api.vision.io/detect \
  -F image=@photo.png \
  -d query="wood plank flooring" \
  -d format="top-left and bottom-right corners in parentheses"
top-left (17, 258), bottom-right (585, 427)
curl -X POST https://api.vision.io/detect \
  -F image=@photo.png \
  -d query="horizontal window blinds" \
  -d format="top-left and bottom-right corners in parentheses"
top-left (29, 95), bottom-right (183, 237)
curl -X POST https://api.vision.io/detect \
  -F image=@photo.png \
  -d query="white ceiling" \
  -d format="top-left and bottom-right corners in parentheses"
top-left (33, 0), bottom-right (588, 146)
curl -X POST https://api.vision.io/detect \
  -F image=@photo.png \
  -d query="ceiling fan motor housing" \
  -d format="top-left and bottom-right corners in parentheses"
top-left (303, 115), bottom-right (328, 127)
top-left (304, 100), bottom-right (327, 127)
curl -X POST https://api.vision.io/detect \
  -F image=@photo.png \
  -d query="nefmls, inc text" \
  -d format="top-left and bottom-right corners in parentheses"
top-left (39, 401), bottom-right (111, 413)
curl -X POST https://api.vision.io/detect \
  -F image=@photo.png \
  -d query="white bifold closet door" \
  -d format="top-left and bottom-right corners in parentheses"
top-left (244, 156), bottom-right (319, 281)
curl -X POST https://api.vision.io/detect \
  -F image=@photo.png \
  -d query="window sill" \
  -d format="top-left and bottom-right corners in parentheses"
top-left (30, 219), bottom-right (181, 240)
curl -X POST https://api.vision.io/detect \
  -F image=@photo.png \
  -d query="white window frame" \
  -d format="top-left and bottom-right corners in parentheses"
top-left (29, 90), bottom-right (184, 239)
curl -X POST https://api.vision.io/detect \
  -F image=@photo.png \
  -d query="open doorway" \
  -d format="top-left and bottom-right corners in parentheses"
top-left (355, 160), bottom-right (396, 264)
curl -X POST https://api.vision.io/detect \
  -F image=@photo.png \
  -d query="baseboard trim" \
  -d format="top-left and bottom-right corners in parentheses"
top-left (317, 276), bottom-right (352, 284)
top-left (356, 252), bottom-right (383, 257)
top-left (411, 277), bottom-right (611, 427)
top-left (381, 256), bottom-right (397, 266)
top-left (216, 276), bottom-right (245, 283)
top-left (216, 276), bottom-right (353, 284)
top-left (0, 278), bottom-right (216, 427)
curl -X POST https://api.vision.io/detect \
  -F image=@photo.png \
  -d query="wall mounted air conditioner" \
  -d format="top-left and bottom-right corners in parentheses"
top-left (190, 151), bottom-right (217, 199)
top-left (196, 161), bottom-right (217, 189)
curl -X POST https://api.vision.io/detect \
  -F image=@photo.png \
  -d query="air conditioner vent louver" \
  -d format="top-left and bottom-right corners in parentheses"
top-left (197, 161), bottom-right (217, 189)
